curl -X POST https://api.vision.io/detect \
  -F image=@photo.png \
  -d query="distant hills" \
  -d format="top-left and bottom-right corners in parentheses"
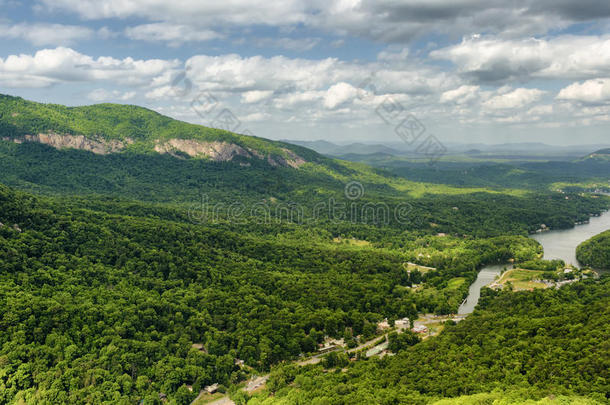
top-left (283, 139), bottom-right (399, 156)
top-left (282, 139), bottom-right (610, 163)
top-left (584, 148), bottom-right (610, 161)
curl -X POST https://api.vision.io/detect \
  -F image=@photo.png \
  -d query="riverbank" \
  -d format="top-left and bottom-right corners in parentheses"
top-left (459, 210), bottom-right (610, 314)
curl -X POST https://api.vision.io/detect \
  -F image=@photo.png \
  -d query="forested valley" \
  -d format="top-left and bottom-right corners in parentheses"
top-left (0, 96), bottom-right (609, 404)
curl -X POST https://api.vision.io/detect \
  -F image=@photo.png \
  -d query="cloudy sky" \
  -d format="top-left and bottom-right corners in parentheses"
top-left (2, 0), bottom-right (610, 145)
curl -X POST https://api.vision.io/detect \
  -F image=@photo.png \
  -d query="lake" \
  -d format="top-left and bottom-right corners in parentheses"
top-left (458, 209), bottom-right (610, 314)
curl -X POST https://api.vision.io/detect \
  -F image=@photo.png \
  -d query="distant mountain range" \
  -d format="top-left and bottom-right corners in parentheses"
top-left (283, 139), bottom-right (610, 159)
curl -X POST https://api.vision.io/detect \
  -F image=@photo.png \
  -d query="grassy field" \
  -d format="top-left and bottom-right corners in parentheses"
top-left (404, 262), bottom-right (437, 274)
top-left (447, 277), bottom-right (467, 290)
top-left (495, 269), bottom-right (547, 291)
top-left (192, 392), bottom-right (225, 405)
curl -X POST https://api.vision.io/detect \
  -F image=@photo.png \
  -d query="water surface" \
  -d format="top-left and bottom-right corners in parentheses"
top-left (458, 209), bottom-right (610, 314)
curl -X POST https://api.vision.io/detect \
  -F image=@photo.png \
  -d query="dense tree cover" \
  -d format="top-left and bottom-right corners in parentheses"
top-left (519, 259), bottom-right (565, 271)
top-left (0, 184), bottom-right (546, 403)
top-left (0, 94), bottom-right (318, 160)
top-left (1, 95), bottom-right (609, 404)
top-left (252, 277), bottom-right (610, 404)
top-left (0, 141), bottom-right (607, 240)
top-left (343, 154), bottom-right (610, 192)
top-left (577, 230), bottom-right (610, 270)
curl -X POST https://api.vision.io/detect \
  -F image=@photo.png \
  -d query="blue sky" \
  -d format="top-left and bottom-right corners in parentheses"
top-left (2, 0), bottom-right (610, 146)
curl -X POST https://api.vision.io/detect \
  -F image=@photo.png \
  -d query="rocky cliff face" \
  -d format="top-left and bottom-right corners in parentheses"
top-left (2, 133), bottom-right (306, 168)
top-left (153, 139), bottom-right (251, 161)
top-left (154, 139), bottom-right (306, 168)
top-left (3, 133), bottom-right (131, 155)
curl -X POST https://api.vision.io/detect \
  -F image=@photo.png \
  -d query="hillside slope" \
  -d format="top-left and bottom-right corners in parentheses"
top-left (252, 277), bottom-right (610, 404)
top-left (0, 94), bottom-right (315, 167)
top-left (577, 230), bottom-right (610, 269)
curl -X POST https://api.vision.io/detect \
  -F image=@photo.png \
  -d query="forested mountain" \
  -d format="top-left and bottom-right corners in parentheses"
top-left (252, 277), bottom-right (610, 404)
top-left (1, 95), bottom-right (609, 404)
top-left (577, 230), bottom-right (610, 269)
top-left (0, 94), bottom-right (317, 167)
top-left (0, 183), bottom-right (545, 404)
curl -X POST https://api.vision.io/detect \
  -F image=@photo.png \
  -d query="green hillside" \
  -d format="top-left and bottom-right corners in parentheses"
top-left (577, 230), bottom-right (610, 269)
top-left (0, 94), bottom-right (318, 162)
top-left (580, 148), bottom-right (610, 162)
top-left (1, 95), bottom-right (610, 404)
top-left (0, 183), bottom-right (544, 404)
top-left (252, 277), bottom-right (610, 404)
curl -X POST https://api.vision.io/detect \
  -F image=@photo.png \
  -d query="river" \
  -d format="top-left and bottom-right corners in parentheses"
top-left (458, 209), bottom-right (610, 314)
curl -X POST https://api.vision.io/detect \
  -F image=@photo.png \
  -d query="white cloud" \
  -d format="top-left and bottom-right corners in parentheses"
top-left (323, 82), bottom-right (359, 109)
top-left (440, 85), bottom-right (479, 104)
top-left (185, 54), bottom-right (343, 93)
top-left (483, 88), bottom-right (545, 109)
top-left (557, 78), bottom-right (610, 104)
top-left (0, 22), bottom-right (93, 46)
top-left (37, 0), bottom-right (607, 43)
top-left (432, 35), bottom-right (610, 83)
top-left (39, 0), bottom-right (309, 26)
top-left (527, 104), bottom-right (554, 116)
top-left (241, 90), bottom-right (274, 104)
top-left (0, 47), bottom-right (180, 88)
top-left (125, 23), bottom-right (221, 45)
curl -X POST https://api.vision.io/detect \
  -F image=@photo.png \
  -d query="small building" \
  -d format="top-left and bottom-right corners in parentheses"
top-left (412, 325), bottom-right (428, 334)
top-left (204, 383), bottom-right (219, 394)
top-left (377, 318), bottom-right (390, 330)
top-left (318, 344), bottom-right (338, 354)
top-left (564, 268), bottom-right (573, 274)
top-left (234, 358), bottom-right (245, 367)
top-left (395, 318), bottom-right (410, 329)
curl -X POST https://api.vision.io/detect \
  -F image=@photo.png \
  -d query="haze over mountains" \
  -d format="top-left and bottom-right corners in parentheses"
top-left (284, 139), bottom-right (610, 160)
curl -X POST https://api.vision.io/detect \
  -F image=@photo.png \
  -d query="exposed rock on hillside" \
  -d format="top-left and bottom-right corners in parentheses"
top-left (154, 139), bottom-right (251, 161)
top-left (3, 133), bottom-right (131, 155)
top-left (1, 133), bottom-right (306, 168)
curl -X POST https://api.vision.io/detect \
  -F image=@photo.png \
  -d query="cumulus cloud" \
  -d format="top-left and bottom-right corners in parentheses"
top-left (0, 22), bottom-right (93, 46)
top-left (483, 88), bottom-right (545, 109)
top-left (38, 0), bottom-right (309, 26)
top-left (37, 0), bottom-right (609, 43)
top-left (323, 82), bottom-right (359, 109)
top-left (185, 54), bottom-right (343, 93)
top-left (440, 85), bottom-right (480, 104)
top-left (0, 47), bottom-right (180, 88)
top-left (241, 90), bottom-right (274, 104)
top-left (557, 78), bottom-right (610, 104)
top-left (432, 35), bottom-right (610, 83)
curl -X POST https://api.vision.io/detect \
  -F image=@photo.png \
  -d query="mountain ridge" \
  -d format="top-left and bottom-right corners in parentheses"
top-left (0, 94), bottom-right (315, 168)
